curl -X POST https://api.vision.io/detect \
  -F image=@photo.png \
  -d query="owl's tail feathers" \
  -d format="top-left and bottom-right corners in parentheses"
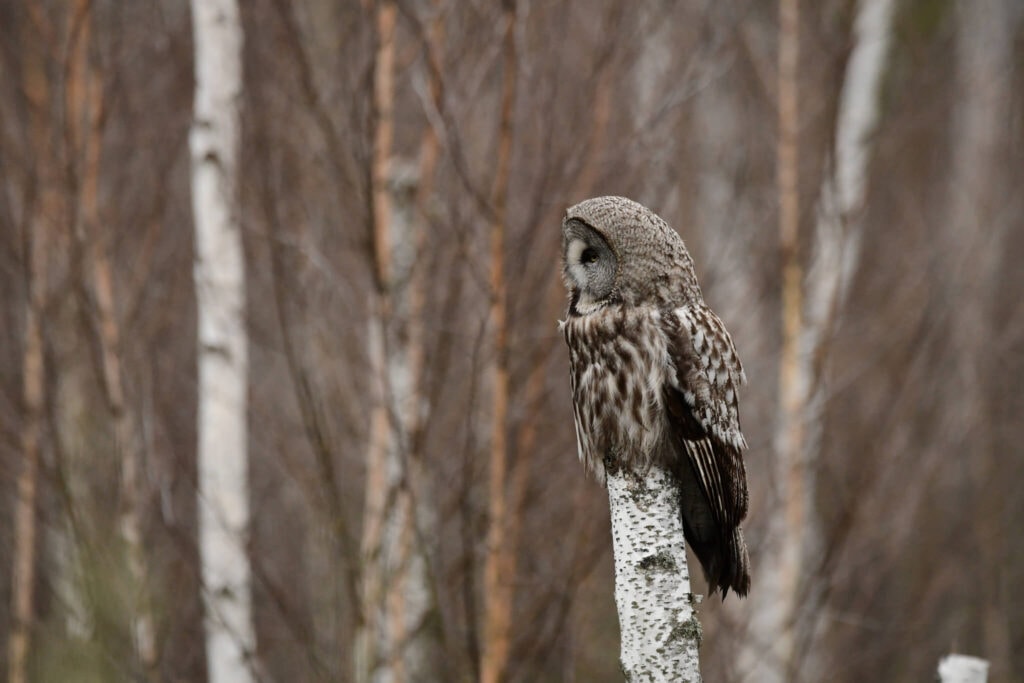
top-left (686, 525), bottom-right (751, 599)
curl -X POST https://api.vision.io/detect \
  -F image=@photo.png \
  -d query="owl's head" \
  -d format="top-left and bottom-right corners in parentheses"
top-left (562, 196), bottom-right (701, 313)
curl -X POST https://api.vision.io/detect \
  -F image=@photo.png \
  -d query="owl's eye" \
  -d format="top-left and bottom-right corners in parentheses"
top-left (580, 247), bottom-right (599, 265)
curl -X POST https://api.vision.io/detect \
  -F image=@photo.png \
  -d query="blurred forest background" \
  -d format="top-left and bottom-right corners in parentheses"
top-left (2, 0), bottom-right (1023, 681)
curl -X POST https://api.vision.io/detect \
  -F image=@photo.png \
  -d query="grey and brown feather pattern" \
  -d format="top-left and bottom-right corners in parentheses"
top-left (560, 196), bottom-right (751, 597)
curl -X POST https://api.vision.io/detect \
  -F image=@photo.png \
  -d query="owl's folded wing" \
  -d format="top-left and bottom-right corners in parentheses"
top-left (662, 305), bottom-right (749, 527)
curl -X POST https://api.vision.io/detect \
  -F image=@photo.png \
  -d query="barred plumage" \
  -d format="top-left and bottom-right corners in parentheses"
top-left (560, 196), bottom-right (751, 597)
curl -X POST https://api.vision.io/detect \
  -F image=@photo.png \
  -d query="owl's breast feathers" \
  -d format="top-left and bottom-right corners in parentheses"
top-left (561, 305), bottom-right (669, 482)
top-left (562, 303), bottom-right (751, 596)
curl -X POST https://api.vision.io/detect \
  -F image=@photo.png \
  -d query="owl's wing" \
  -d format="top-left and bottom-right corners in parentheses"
top-left (663, 304), bottom-right (748, 527)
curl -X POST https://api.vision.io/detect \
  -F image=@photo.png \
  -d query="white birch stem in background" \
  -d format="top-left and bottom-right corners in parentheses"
top-left (607, 465), bottom-right (701, 682)
top-left (748, 1), bottom-right (896, 680)
top-left (805, 0), bottom-right (896, 355)
top-left (796, 2), bottom-right (895, 673)
top-left (189, 1), bottom-right (254, 681)
top-left (938, 655), bottom-right (989, 683)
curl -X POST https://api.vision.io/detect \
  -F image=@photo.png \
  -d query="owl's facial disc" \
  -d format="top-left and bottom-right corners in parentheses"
top-left (563, 220), bottom-right (617, 311)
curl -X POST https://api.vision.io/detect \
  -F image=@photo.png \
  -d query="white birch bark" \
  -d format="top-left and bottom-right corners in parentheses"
top-left (608, 466), bottom-right (701, 682)
top-left (938, 655), bottom-right (990, 683)
top-left (189, 1), bottom-right (254, 681)
top-left (358, 8), bottom-right (437, 679)
top-left (359, 166), bottom-right (435, 683)
top-left (789, 4), bottom-right (895, 673)
top-left (745, 1), bottom-right (896, 680)
top-left (385, 166), bottom-right (434, 682)
top-left (805, 0), bottom-right (896, 362)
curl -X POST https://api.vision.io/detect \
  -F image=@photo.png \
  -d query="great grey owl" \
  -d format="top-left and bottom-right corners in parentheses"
top-left (560, 196), bottom-right (750, 597)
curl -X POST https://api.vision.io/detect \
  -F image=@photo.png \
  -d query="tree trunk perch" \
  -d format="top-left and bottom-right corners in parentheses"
top-left (607, 462), bottom-right (701, 682)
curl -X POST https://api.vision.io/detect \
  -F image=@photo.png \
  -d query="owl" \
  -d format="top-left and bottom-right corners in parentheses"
top-left (559, 196), bottom-right (750, 598)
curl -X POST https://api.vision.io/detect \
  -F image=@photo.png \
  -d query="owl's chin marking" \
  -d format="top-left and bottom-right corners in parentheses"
top-left (573, 292), bottom-right (607, 316)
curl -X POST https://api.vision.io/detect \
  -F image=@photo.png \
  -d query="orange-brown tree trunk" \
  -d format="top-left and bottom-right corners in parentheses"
top-left (480, 4), bottom-right (518, 682)
top-left (7, 9), bottom-right (53, 680)
top-left (9, 223), bottom-right (47, 683)
top-left (359, 0), bottom-right (441, 665)
top-left (358, 0), bottom-right (393, 679)
top-left (775, 0), bottom-right (804, 678)
top-left (381, 5), bottom-right (445, 679)
top-left (67, 1), bottom-right (159, 672)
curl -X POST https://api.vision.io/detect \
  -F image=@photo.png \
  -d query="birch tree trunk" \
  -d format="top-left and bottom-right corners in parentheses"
top-left (359, 0), bottom-right (395, 667)
top-left (791, 3), bottom-right (895, 676)
top-left (8, 18), bottom-right (53, 682)
top-left (607, 465), bottom-right (701, 682)
top-left (358, 2), bottom-right (439, 680)
top-left (189, 1), bottom-right (254, 681)
top-left (358, 2), bottom-right (396, 680)
top-left (747, 0), bottom-right (895, 680)
top-left (67, 3), bottom-right (158, 668)
top-left (755, 1), bottom-right (802, 674)
top-left (8, 181), bottom-right (46, 683)
top-left (362, 164), bottom-right (436, 683)
top-left (480, 4), bottom-right (518, 682)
